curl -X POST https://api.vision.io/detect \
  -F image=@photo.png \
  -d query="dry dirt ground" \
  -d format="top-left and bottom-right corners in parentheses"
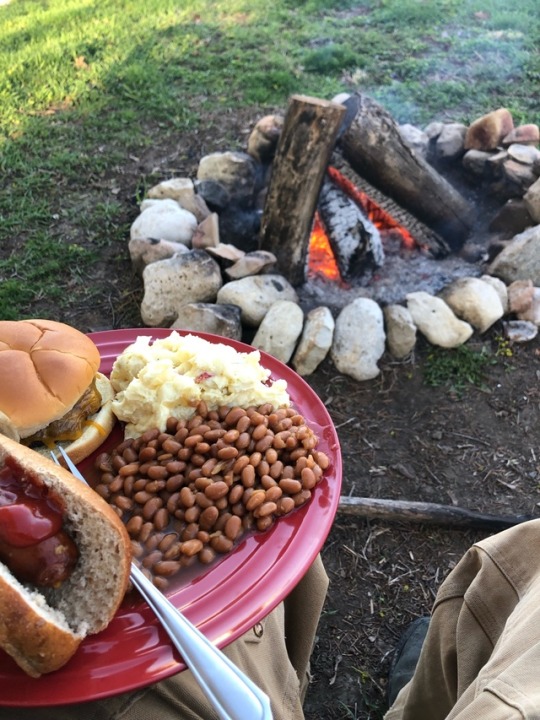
top-left (303, 335), bottom-right (540, 719)
top-left (36, 121), bottom-right (540, 720)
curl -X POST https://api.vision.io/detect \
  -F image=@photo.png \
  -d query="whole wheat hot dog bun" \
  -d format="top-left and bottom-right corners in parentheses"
top-left (0, 435), bottom-right (131, 677)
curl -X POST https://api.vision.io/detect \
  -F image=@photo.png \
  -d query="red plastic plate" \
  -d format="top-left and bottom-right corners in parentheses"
top-left (0, 329), bottom-right (341, 706)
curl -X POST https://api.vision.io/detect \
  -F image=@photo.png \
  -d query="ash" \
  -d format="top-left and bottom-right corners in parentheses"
top-left (300, 236), bottom-right (484, 314)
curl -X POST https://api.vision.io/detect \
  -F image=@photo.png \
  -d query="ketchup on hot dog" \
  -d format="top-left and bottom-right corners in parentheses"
top-left (0, 460), bottom-right (78, 586)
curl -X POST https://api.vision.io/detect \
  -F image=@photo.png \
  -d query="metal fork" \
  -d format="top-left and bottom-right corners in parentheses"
top-left (51, 446), bottom-right (273, 720)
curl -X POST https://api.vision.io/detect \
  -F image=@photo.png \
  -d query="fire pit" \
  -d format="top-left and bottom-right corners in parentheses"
top-left (128, 93), bottom-right (540, 381)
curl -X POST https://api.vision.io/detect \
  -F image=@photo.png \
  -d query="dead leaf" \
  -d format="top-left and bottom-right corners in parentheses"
top-left (74, 55), bottom-right (89, 70)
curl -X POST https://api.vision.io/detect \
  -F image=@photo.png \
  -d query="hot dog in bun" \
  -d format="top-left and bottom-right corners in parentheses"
top-left (0, 434), bottom-right (131, 677)
top-left (0, 319), bottom-right (115, 463)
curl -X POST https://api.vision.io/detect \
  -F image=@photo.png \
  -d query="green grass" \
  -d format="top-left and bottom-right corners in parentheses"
top-left (1, 0), bottom-right (539, 322)
top-left (423, 344), bottom-right (497, 395)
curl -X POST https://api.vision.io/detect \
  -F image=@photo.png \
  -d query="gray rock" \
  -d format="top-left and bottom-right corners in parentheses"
top-left (292, 306), bottom-right (335, 376)
top-left (383, 304), bottom-right (417, 359)
top-left (141, 250), bottom-right (223, 327)
top-left (225, 251), bottom-right (277, 280)
top-left (507, 143), bottom-right (540, 165)
top-left (128, 237), bottom-right (189, 273)
top-left (170, 303), bottom-right (242, 340)
top-left (434, 123), bottom-right (467, 160)
top-left (251, 301), bottom-right (304, 364)
top-left (502, 320), bottom-right (539, 342)
top-left (462, 149), bottom-right (494, 177)
top-left (488, 224), bottom-right (540, 285)
top-left (195, 180), bottom-right (230, 212)
top-left (398, 124), bottom-right (429, 158)
top-left (197, 151), bottom-right (258, 205)
top-left (216, 274), bottom-right (298, 327)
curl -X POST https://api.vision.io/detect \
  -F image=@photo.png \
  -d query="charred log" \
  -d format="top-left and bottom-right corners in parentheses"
top-left (318, 177), bottom-right (384, 279)
top-left (331, 151), bottom-right (451, 257)
top-left (259, 95), bottom-right (346, 286)
top-left (339, 93), bottom-right (474, 250)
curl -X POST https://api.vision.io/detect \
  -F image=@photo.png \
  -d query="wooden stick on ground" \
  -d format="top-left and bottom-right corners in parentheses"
top-left (338, 496), bottom-right (534, 531)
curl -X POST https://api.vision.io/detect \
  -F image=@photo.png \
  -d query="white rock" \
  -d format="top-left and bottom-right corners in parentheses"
top-left (251, 301), bottom-right (304, 364)
top-left (383, 304), bottom-right (417, 359)
top-left (216, 275), bottom-right (298, 327)
top-left (406, 291), bottom-right (473, 348)
top-left (292, 306), bottom-right (335, 376)
top-left (480, 274), bottom-right (509, 313)
top-left (147, 177), bottom-right (210, 222)
top-left (439, 277), bottom-right (504, 333)
top-left (331, 298), bottom-right (386, 381)
top-left (131, 201), bottom-right (198, 245)
top-left (399, 124), bottom-right (429, 158)
top-left (502, 320), bottom-right (538, 342)
top-left (140, 250), bottom-right (223, 327)
top-left (140, 198), bottom-right (180, 212)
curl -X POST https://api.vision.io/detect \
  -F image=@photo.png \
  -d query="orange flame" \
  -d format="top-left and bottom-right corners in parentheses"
top-left (308, 213), bottom-right (349, 286)
top-left (307, 166), bottom-right (422, 282)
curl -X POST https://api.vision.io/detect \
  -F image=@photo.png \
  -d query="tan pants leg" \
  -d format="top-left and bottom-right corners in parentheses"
top-left (385, 519), bottom-right (540, 720)
top-left (0, 555), bottom-right (328, 720)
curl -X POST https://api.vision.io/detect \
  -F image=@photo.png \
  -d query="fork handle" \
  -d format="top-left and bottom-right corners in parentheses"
top-left (130, 563), bottom-right (273, 720)
top-left (53, 447), bottom-right (273, 720)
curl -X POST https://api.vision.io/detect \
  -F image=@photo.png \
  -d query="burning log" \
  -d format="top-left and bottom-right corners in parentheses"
top-left (259, 95), bottom-right (346, 286)
top-left (330, 151), bottom-right (451, 256)
top-left (338, 496), bottom-right (533, 531)
top-left (318, 176), bottom-right (384, 279)
top-left (339, 94), bottom-right (475, 250)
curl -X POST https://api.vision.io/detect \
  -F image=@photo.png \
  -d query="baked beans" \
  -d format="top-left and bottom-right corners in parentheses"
top-left (94, 403), bottom-right (329, 589)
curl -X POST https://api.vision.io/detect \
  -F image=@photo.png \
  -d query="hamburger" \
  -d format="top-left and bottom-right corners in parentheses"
top-left (0, 319), bottom-right (115, 463)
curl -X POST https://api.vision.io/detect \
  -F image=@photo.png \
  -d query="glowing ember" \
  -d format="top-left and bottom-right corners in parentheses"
top-left (327, 165), bottom-right (418, 250)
